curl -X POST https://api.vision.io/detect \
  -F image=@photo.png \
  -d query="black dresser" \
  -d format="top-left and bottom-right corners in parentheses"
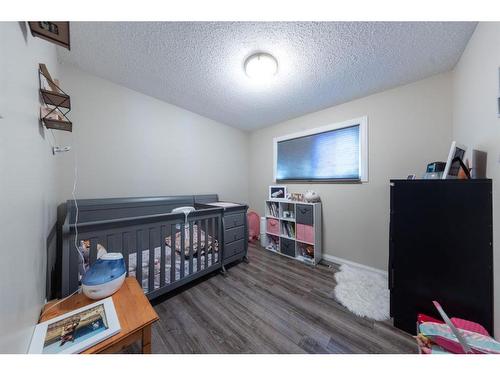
top-left (389, 179), bottom-right (493, 334)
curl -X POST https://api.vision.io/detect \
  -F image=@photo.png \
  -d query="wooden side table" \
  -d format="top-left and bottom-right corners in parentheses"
top-left (40, 277), bottom-right (159, 354)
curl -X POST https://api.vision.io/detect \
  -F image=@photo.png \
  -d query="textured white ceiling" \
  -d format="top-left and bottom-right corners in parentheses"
top-left (58, 22), bottom-right (476, 130)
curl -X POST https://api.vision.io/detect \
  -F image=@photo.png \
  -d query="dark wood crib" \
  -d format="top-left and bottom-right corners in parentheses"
top-left (58, 194), bottom-right (248, 299)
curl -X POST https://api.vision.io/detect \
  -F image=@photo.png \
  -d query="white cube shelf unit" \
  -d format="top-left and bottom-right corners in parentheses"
top-left (264, 199), bottom-right (322, 265)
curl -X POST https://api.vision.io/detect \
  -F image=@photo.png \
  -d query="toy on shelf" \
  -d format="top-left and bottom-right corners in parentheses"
top-left (304, 190), bottom-right (321, 203)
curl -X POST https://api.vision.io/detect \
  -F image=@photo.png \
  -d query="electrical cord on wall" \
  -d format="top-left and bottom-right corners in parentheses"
top-left (46, 129), bottom-right (57, 149)
top-left (40, 131), bottom-right (85, 321)
top-left (43, 113), bottom-right (81, 262)
top-left (71, 128), bottom-right (85, 267)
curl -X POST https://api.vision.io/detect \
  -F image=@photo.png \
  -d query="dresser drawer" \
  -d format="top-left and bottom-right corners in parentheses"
top-left (224, 239), bottom-right (245, 258)
top-left (225, 226), bottom-right (245, 244)
top-left (280, 237), bottom-right (296, 257)
top-left (296, 204), bottom-right (313, 225)
top-left (225, 213), bottom-right (246, 229)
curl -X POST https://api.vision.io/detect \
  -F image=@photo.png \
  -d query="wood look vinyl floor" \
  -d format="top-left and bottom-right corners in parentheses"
top-left (124, 244), bottom-right (417, 354)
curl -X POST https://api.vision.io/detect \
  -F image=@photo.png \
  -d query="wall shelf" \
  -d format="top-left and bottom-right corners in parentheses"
top-left (40, 89), bottom-right (71, 109)
top-left (38, 63), bottom-right (72, 132)
top-left (42, 118), bottom-right (73, 132)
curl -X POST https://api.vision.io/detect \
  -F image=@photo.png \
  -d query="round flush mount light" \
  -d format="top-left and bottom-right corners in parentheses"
top-left (244, 53), bottom-right (278, 81)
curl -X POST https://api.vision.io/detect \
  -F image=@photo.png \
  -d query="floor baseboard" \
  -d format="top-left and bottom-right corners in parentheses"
top-left (322, 253), bottom-right (388, 277)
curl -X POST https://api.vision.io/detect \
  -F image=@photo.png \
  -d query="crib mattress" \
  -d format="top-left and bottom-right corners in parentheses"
top-left (128, 246), bottom-right (219, 293)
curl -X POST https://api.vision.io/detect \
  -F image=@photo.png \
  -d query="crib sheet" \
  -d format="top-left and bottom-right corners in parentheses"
top-left (128, 246), bottom-right (219, 293)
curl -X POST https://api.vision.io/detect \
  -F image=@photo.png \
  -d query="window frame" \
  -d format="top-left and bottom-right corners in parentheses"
top-left (273, 116), bottom-right (368, 183)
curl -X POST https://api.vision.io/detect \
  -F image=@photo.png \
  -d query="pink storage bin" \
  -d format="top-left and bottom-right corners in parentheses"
top-left (267, 218), bottom-right (280, 235)
top-left (297, 224), bottom-right (314, 244)
top-left (296, 224), bottom-right (304, 240)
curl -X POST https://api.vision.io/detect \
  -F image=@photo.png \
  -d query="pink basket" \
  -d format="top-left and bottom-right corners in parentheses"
top-left (297, 224), bottom-right (314, 244)
top-left (266, 218), bottom-right (280, 235)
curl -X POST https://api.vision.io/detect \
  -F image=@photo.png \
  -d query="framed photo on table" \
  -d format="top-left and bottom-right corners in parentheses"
top-left (29, 297), bottom-right (120, 354)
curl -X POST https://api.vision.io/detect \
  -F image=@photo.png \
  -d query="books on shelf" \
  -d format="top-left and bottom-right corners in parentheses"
top-left (281, 221), bottom-right (295, 238)
top-left (267, 202), bottom-right (279, 217)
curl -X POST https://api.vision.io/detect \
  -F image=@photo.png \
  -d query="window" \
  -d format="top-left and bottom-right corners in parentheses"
top-left (273, 117), bottom-right (368, 182)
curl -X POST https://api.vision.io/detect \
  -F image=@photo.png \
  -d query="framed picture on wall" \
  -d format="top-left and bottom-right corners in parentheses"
top-left (269, 185), bottom-right (287, 200)
top-left (28, 22), bottom-right (71, 50)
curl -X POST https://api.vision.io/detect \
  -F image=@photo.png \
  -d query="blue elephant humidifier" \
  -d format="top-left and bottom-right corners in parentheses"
top-left (82, 253), bottom-right (126, 300)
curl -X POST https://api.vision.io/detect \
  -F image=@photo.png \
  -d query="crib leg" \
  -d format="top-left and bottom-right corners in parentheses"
top-left (221, 265), bottom-right (227, 275)
top-left (243, 255), bottom-right (249, 263)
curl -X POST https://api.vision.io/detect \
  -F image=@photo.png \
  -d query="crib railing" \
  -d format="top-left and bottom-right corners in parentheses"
top-left (61, 206), bottom-right (223, 299)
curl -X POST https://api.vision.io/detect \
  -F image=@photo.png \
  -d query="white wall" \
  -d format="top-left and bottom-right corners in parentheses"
top-left (57, 64), bottom-right (249, 203)
top-left (0, 22), bottom-right (60, 353)
top-left (249, 73), bottom-right (453, 271)
top-left (452, 22), bottom-right (500, 338)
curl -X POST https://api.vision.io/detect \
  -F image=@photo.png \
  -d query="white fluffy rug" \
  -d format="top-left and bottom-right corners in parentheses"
top-left (333, 264), bottom-right (390, 321)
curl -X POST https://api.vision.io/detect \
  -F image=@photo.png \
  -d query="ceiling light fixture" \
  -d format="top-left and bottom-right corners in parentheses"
top-left (244, 53), bottom-right (278, 81)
